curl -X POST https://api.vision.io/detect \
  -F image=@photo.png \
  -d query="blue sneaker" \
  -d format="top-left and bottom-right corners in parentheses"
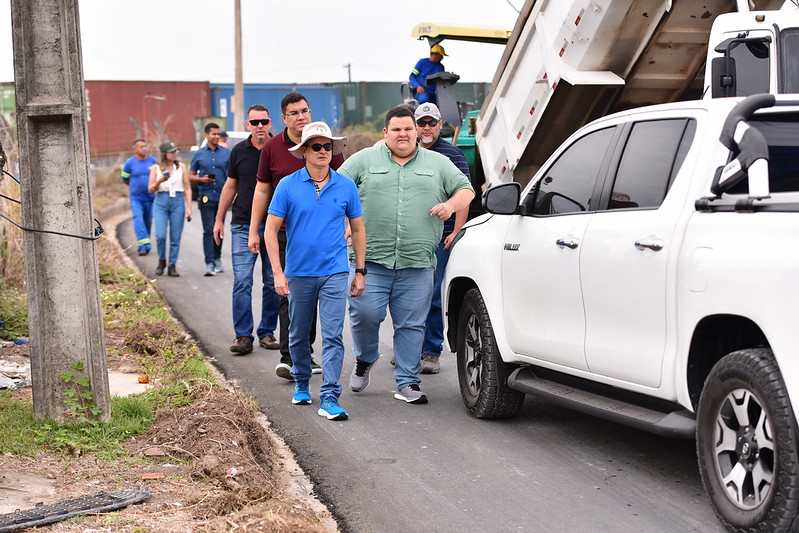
top-left (318, 396), bottom-right (348, 420)
top-left (213, 258), bottom-right (224, 273)
top-left (292, 381), bottom-right (311, 405)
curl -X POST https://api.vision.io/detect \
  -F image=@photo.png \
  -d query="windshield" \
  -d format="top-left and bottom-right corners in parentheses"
top-left (782, 29), bottom-right (799, 94)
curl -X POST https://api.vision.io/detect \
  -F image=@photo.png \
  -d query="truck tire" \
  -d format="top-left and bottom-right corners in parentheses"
top-left (456, 288), bottom-right (524, 419)
top-left (697, 348), bottom-right (799, 532)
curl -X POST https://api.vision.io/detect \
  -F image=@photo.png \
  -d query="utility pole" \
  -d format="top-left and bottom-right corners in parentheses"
top-left (233, 0), bottom-right (245, 131)
top-left (10, 0), bottom-right (111, 422)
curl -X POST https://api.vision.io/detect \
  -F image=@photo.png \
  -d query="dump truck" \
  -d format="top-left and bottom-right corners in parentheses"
top-left (471, 0), bottom-right (798, 189)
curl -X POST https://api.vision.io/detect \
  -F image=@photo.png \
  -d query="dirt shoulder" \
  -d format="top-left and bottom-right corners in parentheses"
top-left (0, 206), bottom-right (338, 531)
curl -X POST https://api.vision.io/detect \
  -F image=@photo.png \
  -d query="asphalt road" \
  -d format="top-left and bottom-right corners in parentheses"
top-left (119, 215), bottom-right (726, 533)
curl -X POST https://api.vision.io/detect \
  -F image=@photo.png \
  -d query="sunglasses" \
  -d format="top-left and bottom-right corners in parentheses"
top-left (416, 119), bottom-right (439, 127)
top-left (309, 142), bottom-right (333, 152)
top-left (248, 118), bottom-right (271, 126)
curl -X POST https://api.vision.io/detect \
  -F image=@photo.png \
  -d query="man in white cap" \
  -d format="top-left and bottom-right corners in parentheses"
top-left (414, 102), bottom-right (471, 374)
top-left (264, 121), bottom-right (366, 421)
top-left (409, 44), bottom-right (447, 104)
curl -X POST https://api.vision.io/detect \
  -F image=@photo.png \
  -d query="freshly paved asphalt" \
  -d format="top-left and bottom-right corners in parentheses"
top-left (119, 215), bottom-right (725, 533)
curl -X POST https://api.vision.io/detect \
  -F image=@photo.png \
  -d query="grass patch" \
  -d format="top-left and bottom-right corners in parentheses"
top-left (0, 250), bottom-right (215, 458)
top-left (0, 391), bottom-right (153, 459)
top-left (0, 278), bottom-right (27, 340)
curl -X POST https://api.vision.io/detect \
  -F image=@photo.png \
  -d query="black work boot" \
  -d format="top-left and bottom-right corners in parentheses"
top-left (156, 259), bottom-right (166, 276)
top-left (167, 264), bottom-right (179, 277)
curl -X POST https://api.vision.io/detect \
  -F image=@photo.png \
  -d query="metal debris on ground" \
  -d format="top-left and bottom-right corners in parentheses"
top-left (0, 489), bottom-right (151, 532)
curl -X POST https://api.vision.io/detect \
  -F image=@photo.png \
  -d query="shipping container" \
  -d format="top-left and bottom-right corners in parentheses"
top-left (85, 80), bottom-right (210, 156)
top-left (331, 81), bottom-right (490, 129)
top-left (210, 84), bottom-right (341, 134)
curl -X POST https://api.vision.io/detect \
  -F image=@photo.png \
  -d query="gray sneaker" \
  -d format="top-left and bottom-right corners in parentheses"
top-left (204, 263), bottom-right (215, 277)
top-left (420, 353), bottom-right (440, 374)
top-left (349, 360), bottom-right (373, 392)
top-left (213, 258), bottom-right (224, 273)
top-left (394, 384), bottom-right (428, 404)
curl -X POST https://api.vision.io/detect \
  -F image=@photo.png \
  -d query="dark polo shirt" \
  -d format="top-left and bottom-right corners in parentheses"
top-left (226, 134), bottom-right (264, 225)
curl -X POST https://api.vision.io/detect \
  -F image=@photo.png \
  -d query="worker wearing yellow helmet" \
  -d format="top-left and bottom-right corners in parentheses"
top-left (409, 44), bottom-right (448, 104)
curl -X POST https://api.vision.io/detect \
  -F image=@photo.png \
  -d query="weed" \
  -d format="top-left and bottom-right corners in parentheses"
top-left (0, 278), bottom-right (27, 339)
top-left (0, 391), bottom-right (153, 459)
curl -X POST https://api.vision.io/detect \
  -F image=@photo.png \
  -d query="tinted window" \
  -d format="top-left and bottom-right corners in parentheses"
top-left (782, 30), bottom-right (799, 94)
top-left (728, 115), bottom-right (799, 194)
top-left (530, 127), bottom-right (615, 215)
top-left (608, 119), bottom-right (695, 210)
top-left (732, 40), bottom-right (770, 97)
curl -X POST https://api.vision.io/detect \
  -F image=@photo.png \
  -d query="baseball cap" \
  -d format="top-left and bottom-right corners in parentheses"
top-left (159, 140), bottom-right (179, 153)
top-left (431, 44), bottom-right (448, 56)
top-left (414, 103), bottom-right (441, 121)
top-left (288, 121), bottom-right (348, 159)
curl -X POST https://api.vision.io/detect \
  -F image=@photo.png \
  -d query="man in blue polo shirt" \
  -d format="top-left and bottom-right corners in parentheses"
top-left (121, 139), bottom-right (156, 255)
top-left (190, 122), bottom-right (231, 276)
top-left (265, 121), bottom-right (366, 421)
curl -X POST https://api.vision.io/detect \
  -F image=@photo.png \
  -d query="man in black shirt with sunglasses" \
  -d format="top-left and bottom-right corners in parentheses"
top-left (213, 104), bottom-right (281, 355)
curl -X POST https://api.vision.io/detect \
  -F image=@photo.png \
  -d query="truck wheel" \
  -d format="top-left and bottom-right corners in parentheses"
top-left (697, 348), bottom-right (799, 532)
top-left (456, 288), bottom-right (524, 419)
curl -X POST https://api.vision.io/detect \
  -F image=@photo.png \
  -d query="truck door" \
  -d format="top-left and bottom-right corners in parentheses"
top-left (580, 118), bottom-right (696, 387)
top-left (502, 126), bottom-right (617, 371)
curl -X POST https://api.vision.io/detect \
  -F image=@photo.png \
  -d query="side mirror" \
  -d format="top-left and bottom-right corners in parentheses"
top-left (711, 56), bottom-right (737, 98)
top-left (482, 182), bottom-right (521, 215)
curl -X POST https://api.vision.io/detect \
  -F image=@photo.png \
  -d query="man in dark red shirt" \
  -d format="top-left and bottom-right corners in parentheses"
top-left (249, 92), bottom-right (345, 380)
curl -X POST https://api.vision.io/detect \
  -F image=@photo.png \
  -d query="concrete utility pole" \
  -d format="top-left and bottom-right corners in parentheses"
top-left (10, 0), bottom-right (111, 422)
top-left (233, 0), bottom-right (245, 131)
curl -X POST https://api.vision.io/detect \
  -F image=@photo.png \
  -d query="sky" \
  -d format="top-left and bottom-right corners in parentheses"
top-left (0, 0), bottom-right (522, 84)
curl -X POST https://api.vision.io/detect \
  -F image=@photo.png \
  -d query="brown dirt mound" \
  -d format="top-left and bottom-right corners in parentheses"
top-left (136, 381), bottom-right (278, 518)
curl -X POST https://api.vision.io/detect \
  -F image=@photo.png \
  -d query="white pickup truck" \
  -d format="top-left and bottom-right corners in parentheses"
top-left (442, 94), bottom-right (799, 531)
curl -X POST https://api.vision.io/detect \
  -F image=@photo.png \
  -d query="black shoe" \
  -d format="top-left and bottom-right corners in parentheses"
top-left (138, 249), bottom-right (150, 256)
top-left (167, 264), bottom-right (179, 277)
top-left (156, 259), bottom-right (166, 276)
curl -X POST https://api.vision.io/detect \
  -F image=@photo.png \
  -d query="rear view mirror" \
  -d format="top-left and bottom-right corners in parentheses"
top-left (482, 182), bottom-right (521, 215)
top-left (711, 56), bottom-right (737, 98)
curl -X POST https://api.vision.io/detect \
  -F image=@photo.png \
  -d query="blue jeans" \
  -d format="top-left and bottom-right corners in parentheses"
top-left (230, 224), bottom-right (279, 339)
top-left (199, 200), bottom-right (222, 264)
top-left (348, 261), bottom-right (434, 390)
top-left (130, 196), bottom-right (153, 252)
top-left (152, 192), bottom-right (185, 264)
top-left (288, 273), bottom-right (348, 400)
top-left (422, 241), bottom-right (449, 356)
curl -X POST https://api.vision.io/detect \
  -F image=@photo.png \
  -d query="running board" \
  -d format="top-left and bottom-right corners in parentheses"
top-left (507, 367), bottom-right (696, 439)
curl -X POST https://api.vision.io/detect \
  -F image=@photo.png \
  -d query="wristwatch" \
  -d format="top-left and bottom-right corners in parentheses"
top-left (355, 267), bottom-right (367, 276)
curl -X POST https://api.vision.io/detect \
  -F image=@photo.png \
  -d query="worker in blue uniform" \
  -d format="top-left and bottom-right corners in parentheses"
top-left (409, 44), bottom-right (447, 104)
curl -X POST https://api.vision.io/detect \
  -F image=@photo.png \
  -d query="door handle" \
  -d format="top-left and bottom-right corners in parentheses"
top-left (555, 238), bottom-right (579, 249)
top-left (634, 238), bottom-right (664, 251)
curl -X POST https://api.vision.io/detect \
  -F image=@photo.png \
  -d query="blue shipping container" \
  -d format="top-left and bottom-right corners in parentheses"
top-left (210, 84), bottom-right (341, 134)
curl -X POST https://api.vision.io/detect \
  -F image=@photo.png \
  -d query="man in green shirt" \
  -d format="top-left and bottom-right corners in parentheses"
top-left (339, 105), bottom-right (474, 404)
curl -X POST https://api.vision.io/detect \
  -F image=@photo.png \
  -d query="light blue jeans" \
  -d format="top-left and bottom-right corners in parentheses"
top-left (288, 272), bottom-right (348, 400)
top-left (152, 192), bottom-right (185, 264)
top-left (230, 224), bottom-right (279, 340)
top-left (348, 261), bottom-right (434, 390)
